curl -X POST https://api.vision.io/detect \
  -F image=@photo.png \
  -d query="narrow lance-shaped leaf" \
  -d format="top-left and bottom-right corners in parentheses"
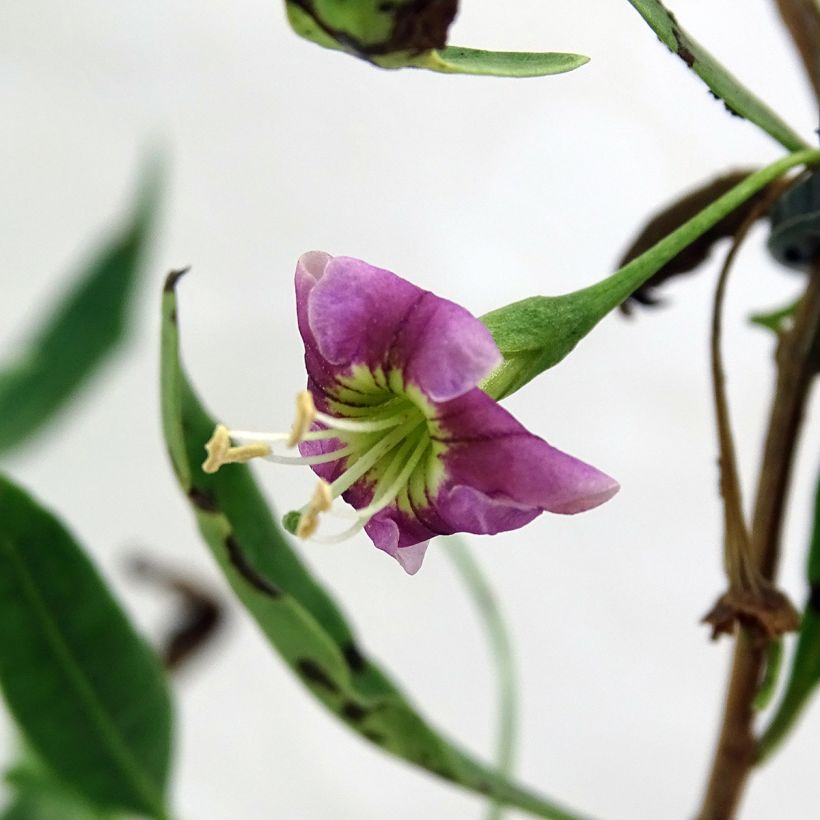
top-left (413, 48), bottom-right (588, 79)
top-left (757, 472), bottom-right (820, 762)
top-left (160, 273), bottom-right (593, 820)
top-left (0, 163), bottom-right (160, 456)
top-left (0, 475), bottom-right (173, 818)
top-left (626, 0), bottom-right (808, 151)
top-left (443, 538), bottom-right (518, 820)
top-left (480, 149), bottom-right (820, 399)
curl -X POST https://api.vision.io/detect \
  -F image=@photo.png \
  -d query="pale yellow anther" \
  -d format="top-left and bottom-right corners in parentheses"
top-left (202, 424), bottom-right (272, 474)
top-left (296, 479), bottom-right (333, 538)
top-left (287, 390), bottom-right (317, 447)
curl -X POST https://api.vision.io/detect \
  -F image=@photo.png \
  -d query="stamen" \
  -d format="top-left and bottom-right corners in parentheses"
top-left (314, 408), bottom-right (410, 433)
top-left (356, 434), bottom-right (429, 519)
top-left (230, 428), bottom-right (347, 446)
top-left (288, 390), bottom-right (317, 447)
top-left (261, 443), bottom-right (357, 466)
top-left (296, 480), bottom-right (332, 538)
top-left (328, 417), bottom-right (425, 499)
top-left (202, 425), bottom-right (271, 474)
top-left (309, 431), bottom-right (429, 545)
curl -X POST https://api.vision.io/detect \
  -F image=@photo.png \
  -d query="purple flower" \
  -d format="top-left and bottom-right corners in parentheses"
top-left (203, 252), bottom-right (619, 574)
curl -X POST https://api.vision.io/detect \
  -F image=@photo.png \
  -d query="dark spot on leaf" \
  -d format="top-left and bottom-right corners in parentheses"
top-left (808, 582), bottom-right (820, 613)
top-left (672, 26), bottom-right (695, 67)
top-left (188, 486), bottom-right (218, 513)
top-left (363, 731), bottom-right (386, 745)
top-left (341, 701), bottom-right (370, 722)
top-left (342, 641), bottom-right (366, 674)
top-left (429, 766), bottom-right (456, 782)
top-left (723, 100), bottom-right (743, 119)
top-left (164, 267), bottom-right (190, 293)
top-left (288, 0), bottom-right (457, 58)
top-left (224, 535), bottom-right (283, 598)
top-left (389, 0), bottom-right (458, 53)
top-left (297, 659), bottom-right (339, 694)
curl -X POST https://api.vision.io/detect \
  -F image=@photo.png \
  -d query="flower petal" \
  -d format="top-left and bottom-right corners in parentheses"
top-left (296, 254), bottom-right (501, 401)
top-left (435, 388), bottom-right (620, 515)
top-left (364, 512), bottom-right (431, 575)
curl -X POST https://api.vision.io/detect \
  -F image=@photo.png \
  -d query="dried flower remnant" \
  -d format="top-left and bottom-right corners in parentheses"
top-left (203, 253), bottom-right (619, 573)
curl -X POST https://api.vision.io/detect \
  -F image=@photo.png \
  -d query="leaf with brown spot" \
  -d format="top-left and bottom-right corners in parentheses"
top-left (626, 0), bottom-right (808, 151)
top-left (159, 274), bottom-right (592, 820)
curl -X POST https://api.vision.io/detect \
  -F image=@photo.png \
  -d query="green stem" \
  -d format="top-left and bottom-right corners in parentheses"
top-left (586, 150), bottom-right (820, 313)
top-left (626, 0), bottom-right (809, 151)
top-left (483, 150), bottom-right (820, 399)
top-left (444, 538), bottom-right (518, 820)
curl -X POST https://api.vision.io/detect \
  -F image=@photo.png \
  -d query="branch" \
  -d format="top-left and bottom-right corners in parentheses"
top-left (775, 0), bottom-right (820, 104)
top-left (698, 265), bottom-right (820, 819)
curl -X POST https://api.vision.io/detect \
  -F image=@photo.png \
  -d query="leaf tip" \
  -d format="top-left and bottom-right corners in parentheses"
top-left (163, 267), bottom-right (191, 294)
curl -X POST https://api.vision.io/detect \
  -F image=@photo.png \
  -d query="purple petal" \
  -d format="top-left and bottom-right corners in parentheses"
top-left (295, 254), bottom-right (501, 401)
top-left (365, 512), bottom-right (432, 574)
top-left (435, 388), bottom-right (620, 516)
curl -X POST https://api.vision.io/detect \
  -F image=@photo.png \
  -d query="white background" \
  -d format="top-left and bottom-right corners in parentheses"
top-left (2, 1), bottom-right (820, 818)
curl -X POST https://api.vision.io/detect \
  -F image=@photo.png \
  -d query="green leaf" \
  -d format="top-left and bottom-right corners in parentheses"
top-left (757, 472), bottom-right (820, 762)
top-left (626, 0), bottom-right (808, 151)
top-left (481, 150), bottom-right (820, 399)
top-left (160, 273), bottom-right (593, 820)
top-left (750, 299), bottom-right (800, 333)
top-left (416, 47), bottom-right (589, 78)
top-left (2, 752), bottom-right (115, 820)
top-left (0, 475), bottom-right (172, 818)
top-left (753, 639), bottom-right (783, 712)
top-left (443, 538), bottom-right (518, 820)
top-left (1, 792), bottom-right (109, 820)
top-left (0, 164), bottom-right (160, 456)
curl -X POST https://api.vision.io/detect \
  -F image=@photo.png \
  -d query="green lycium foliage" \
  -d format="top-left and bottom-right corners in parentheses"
top-left (0, 474), bottom-right (173, 818)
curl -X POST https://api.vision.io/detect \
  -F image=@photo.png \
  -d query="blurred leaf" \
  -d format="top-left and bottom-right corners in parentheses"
top-left (616, 170), bottom-right (765, 313)
top-left (0, 165), bottom-right (160, 456)
top-left (626, 0), bottom-right (808, 151)
top-left (2, 753), bottom-right (114, 820)
top-left (757, 472), bottom-right (820, 761)
top-left (418, 48), bottom-right (588, 78)
top-left (285, 1), bottom-right (588, 77)
top-left (160, 273), bottom-right (591, 820)
top-left (0, 475), bottom-right (172, 818)
top-left (127, 555), bottom-right (224, 672)
top-left (443, 538), bottom-right (517, 820)
top-left (750, 299), bottom-right (800, 333)
top-left (753, 639), bottom-right (783, 712)
top-left (1, 792), bottom-right (109, 820)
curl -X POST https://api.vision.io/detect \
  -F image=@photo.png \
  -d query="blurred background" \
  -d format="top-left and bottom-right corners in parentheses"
top-left (2, 1), bottom-right (819, 817)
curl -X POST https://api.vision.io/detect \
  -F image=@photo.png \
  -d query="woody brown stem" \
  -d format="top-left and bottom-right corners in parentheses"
top-left (698, 264), bottom-right (820, 820)
top-left (775, 0), bottom-right (820, 104)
